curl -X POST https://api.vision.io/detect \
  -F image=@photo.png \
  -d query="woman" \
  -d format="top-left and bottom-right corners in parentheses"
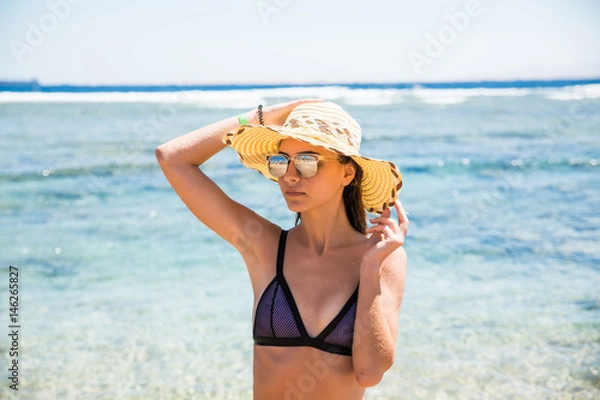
top-left (155, 99), bottom-right (408, 399)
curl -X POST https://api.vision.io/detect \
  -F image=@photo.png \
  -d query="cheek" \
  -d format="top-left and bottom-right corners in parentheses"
top-left (312, 167), bottom-right (346, 193)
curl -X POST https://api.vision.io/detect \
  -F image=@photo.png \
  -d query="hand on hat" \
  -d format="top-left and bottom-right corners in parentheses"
top-left (364, 200), bottom-right (409, 266)
top-left (260, 98), bottom-right (324, 126)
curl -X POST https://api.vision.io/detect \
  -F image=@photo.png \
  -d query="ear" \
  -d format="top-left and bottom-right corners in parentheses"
top-left (342, 162), bottom-right (356, 186)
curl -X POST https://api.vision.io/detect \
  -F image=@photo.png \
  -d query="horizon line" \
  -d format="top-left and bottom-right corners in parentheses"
top-left (1, 77), bottom-right (600, 92)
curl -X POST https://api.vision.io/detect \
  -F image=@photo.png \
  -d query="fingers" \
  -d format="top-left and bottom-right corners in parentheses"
top-left (368, 216), bottom-right (396, 228)
top-left (294, 98), bottom-right (325, 105)
top-left (368, 201), bottom-right (409, 236)
top-left (364, 201), bottom-right (408, 262)
top-left (271, 98), bottom-right (325, 110)
top-left (373, 207), bottom-right (391, 220)
top-left (368, 206), bottom-right (391, 226)
top-left (283, 99), bottom-right (326, 115)
top-left (368, 210), bottom-right (398, 234)
top-left (365, 223), bottom-right (395, 237)
top-left (394, 200), bottom-right (408, 230)
top-left (263, 99), bottom-right (325, 125)
top-left (366, 218), bottom-right (405, 247)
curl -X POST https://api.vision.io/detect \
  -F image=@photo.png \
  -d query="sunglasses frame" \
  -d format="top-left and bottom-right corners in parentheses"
top-left (266, 153), bottom-right (342, 179)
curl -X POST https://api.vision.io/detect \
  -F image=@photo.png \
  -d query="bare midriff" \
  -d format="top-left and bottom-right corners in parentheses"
top-left (253, 345), bottom-right (365, 400)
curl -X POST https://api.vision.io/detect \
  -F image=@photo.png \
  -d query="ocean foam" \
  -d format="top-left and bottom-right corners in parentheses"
top-left (1, 84), bottom-right (598, 106)
top-left (410, 87), bottom-right (531, 105)
top-left (544, 84), bottom-right (600, 101)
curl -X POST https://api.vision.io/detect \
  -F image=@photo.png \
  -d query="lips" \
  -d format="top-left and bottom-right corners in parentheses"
top-left (285, 190), bottom-right (305, 197)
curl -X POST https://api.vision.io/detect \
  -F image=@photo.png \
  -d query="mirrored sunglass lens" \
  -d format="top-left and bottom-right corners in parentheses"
top-left (294, 155), bottom-right (319, 178)
top-left (268, 155), bottom-right (288, 177)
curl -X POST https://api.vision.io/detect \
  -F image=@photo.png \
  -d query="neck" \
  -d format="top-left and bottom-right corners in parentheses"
top-left (294, 201), bottom-right (362, 256)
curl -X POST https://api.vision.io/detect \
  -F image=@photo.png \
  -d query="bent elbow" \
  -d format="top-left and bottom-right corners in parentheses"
top-left (155, 145), bottom-right (169, 166)
top-left (354, 351), bottom-right (394, 388)
top-left (355, 369), bottom-right (384, 388)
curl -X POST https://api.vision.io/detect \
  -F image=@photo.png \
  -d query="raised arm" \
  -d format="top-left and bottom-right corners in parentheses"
top-left (155, 107), bottom-right (264, 254)
top-left (352, 201), bottom-right (409, 387)
top-left (155, 99), bottom-right (323, 257)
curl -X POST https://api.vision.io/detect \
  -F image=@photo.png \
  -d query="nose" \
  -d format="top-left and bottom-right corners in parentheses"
top-left (281, 161), bottom-right (301, 183)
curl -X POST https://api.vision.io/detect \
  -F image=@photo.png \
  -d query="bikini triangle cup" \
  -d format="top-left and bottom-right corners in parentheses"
top-left (253, 230), bottom-right (358, 356)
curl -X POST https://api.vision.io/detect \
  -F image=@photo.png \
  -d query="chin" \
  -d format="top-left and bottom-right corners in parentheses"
top-left (284, 199), bottom-right (308, 213)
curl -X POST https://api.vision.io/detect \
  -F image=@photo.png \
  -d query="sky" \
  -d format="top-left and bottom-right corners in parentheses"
top-left (0, 0), bottom-right (599, 85)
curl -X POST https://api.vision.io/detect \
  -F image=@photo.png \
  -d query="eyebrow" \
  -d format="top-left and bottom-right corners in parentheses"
top-left (278, 150), bottom-right (321, 156)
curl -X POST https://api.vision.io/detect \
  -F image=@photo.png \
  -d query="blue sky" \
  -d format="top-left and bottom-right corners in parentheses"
top-left (1, 0), bottom-right (599, 85)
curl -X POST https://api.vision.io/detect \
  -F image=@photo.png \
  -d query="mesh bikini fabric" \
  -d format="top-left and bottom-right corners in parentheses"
top-left (253, 230), bottom-right (358, 356)
top-left (254, 281), bottom-right (302, 338)
top-left (321, 301), bottom-right (356, 348)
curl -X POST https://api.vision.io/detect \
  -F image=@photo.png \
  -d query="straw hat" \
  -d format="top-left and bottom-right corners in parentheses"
top-left (223, 102), bottom-right (402, 214)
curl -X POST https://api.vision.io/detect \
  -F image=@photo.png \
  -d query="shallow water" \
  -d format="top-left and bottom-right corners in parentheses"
top-left (1, 85), bottom-right (599, 399)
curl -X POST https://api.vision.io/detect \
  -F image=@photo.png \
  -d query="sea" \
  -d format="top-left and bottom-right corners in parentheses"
top-left (1, 80), bottom-right (599, 399)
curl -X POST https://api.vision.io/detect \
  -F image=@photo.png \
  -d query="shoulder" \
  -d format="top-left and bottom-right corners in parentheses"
top-left (240, 221), bottom-right (285, 291)
top-left (238, 219), bottom-right (282, 261)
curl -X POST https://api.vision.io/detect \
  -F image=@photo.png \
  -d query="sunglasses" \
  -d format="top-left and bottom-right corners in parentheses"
top-left (266, 153), bottom-right (341, 179)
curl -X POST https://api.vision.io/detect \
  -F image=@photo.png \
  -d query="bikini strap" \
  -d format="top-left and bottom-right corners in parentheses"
top-left (276, 230), bottom-right (288, 276)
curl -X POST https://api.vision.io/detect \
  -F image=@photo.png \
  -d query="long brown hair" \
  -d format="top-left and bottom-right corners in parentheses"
top-left (295, 156), bottom-right (367, 234)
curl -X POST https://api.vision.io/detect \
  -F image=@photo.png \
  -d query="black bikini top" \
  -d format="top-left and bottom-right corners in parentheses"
top-left (253, 230), bottom-right (358, 356)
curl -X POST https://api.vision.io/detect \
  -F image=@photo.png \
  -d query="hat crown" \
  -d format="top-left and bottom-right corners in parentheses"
top-left (282, 102), bottom-right (362, 154)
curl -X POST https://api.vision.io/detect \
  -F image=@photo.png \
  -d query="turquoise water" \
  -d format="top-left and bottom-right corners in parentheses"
top-left (1, 85), bottom-right (599, 399)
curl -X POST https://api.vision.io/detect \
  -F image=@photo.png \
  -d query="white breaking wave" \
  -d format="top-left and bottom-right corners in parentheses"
top-left (0, 84), bottom-right (598, 105)
top-left (543, 84), bottom-right (600, 101)
top-left (411, 87), bottom-right (532, 104)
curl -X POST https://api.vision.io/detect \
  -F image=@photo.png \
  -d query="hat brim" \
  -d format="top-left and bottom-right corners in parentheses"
top-left (224, 124), bottom-right (402, 213)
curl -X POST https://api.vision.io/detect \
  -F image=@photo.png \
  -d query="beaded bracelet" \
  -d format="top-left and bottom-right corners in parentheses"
top-left (257, 104), bottom-right (264, 126)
